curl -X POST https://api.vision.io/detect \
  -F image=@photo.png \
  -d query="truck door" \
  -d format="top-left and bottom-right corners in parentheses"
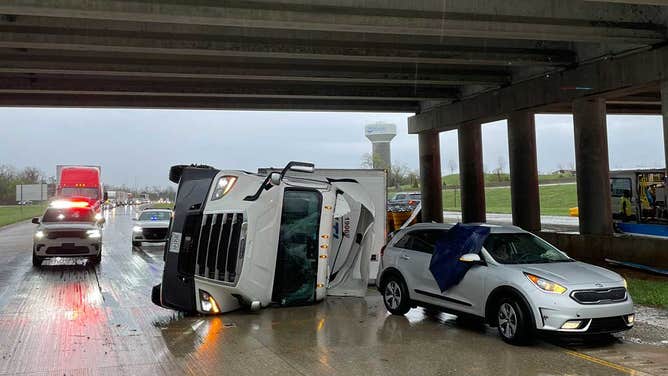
top-left (272, 189), bottom-right (322, 306)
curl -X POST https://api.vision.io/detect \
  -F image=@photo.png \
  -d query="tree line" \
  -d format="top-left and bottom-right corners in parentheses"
top-left (0, 165), bottom-right (46, 204)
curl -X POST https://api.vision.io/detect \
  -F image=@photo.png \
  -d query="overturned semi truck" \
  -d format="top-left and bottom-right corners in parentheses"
top-left (152, 162), bottom-right (384, 314)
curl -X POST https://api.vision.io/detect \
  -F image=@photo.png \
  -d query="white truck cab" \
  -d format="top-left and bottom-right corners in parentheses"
top-left (152, 162), bottom-right (381, 314)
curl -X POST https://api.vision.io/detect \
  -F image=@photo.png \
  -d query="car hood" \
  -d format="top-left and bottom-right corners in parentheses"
top-left (136, 220), bottom-right (170, 228)
top-left (511, 262), bottom-right (623, 285)
top-left (40, 222), bottom-right (98, 230)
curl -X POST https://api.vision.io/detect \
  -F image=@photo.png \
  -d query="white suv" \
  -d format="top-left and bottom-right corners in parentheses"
top-left (377, 223), bottom-right (634, 345)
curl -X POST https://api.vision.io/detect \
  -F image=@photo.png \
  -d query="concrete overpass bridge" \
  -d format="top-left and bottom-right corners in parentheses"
top-left (1, 0), bottom-right (667, 264)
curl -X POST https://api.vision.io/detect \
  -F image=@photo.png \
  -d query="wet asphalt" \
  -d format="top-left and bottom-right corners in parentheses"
top-left (0, 207), bottom-right (666, 375)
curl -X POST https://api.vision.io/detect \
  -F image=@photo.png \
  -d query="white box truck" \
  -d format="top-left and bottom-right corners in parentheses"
top-left (152, 162), bottom-right (386, 314)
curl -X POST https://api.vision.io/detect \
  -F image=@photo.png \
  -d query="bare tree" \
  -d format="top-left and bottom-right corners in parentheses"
top-left (389, 162), bottom-right (409, 190)
top-left (492, 156), bottom-right (506, 182)
top-left (360, 153), bottom-right (385, 169)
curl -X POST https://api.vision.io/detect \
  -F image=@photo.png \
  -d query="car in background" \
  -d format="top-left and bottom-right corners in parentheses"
top-left (377, 223), bottom-right (634, 345)
top-left (132, 208), bottom-right (172, 248)
top-left (388, 192), bottom-right (421, 210)
top-left (31, 199), bottom-right (105, 266)
top-left (17, 200), bottom-right (34, 205)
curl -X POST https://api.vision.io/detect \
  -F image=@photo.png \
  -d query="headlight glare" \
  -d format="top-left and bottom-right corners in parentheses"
top-left (132, 226), bottom-right (142, 232)
top-left (35, 230), bottom-right (45, 239)
top-left (525, 273), bottom-right (567, 294)
top-left (86, 229), bottom-right (101, 239)
top-left (211, 175), bottom-right (238, 200)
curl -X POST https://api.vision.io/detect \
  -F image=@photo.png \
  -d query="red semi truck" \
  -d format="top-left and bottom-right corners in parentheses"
top-left (56, 165), bottom-right (104, 210)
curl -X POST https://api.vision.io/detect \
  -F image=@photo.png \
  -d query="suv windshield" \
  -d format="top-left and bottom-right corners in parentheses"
top-left (42, 208), bottom-right (95, 223)
top-left (139, 211), bottom-right (171, 221)
top-left (484, 233), bottom-right (572, 264)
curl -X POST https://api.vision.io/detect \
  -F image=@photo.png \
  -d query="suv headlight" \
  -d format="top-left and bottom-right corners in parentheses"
top-left (35, 230), bottom-right (45, 239)
top-left (525, 273), bottom-right (567, 294)
top-left (132, 226), bottom-right (142, 232)
top-left (211, 175), bottom-right (238, 200)
top-left (86, 229), bottom-right (101, 239)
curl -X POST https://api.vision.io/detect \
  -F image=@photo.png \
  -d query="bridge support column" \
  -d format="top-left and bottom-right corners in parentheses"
top-left (662, 81), bottom-right (668, 181)
top-left (573, 98), bottom-right (613, 235)
top-left (418, 131), bottom-right (443, 223)
top-left (458, 122), bottom-right (486, 223)
top-left (508, 111), bottom-right (541, 231)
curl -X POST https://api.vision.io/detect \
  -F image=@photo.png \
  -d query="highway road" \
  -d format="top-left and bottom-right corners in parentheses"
top-left (0, 207), bottom-right (666, 375)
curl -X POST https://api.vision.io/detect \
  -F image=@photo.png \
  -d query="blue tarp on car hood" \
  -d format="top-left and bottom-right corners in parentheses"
top-left (429, 224), bottom-right (490, 292)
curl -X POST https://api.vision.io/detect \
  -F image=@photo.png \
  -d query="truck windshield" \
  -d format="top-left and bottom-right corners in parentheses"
top-left (484, 233), bottom-right (572, 264)
top-left (139, 211), bottom-right (171, 221)
top-left (61, 187), bottom-right (99, 200)
top-left (42, 208), bottom-right (95, 223)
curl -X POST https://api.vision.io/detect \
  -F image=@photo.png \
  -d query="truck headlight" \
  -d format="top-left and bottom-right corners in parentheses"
top-left (525, 273), bottom-right (567, 294)
top-left (86, 229), bottom-right (101, 239)
top-left (211, 175), bottom-right (238, 200)
top-left (35, 230), bottom-right (45, 239)
top-left (199, 290), bottom-right (220, 313)
top-left (132, 226), bottom-right (142, 232)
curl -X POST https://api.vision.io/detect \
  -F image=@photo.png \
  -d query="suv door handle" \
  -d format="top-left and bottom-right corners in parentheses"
top-left (400, 254), bottom-right (411, 261)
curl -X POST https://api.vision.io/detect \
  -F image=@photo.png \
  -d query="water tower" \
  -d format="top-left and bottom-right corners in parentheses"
top-left (365, 122), bottom-right (396, 169)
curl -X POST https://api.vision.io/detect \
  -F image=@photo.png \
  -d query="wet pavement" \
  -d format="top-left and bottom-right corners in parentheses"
top-left (0, 207), bottom-right (666, 375)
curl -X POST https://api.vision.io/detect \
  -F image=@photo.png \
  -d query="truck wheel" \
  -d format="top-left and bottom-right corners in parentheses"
top-left (382, 275), bottom-right (411, 315)
top-left (496, 297), bottom-right (532, 345)
top-left (32, 253), bottom-right (43, 267)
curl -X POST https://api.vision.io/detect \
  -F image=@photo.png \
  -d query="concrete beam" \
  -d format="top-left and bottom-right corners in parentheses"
top-left (409, 45), bottom-right (668, 133)
top-left (418, 132), bottom-right (443, 223)
top-left (1, 0), bottom-right (664, 43)
top-left (0, 55), bottom-right (510, 86)
top-left (0, 93), bottom-right (419, 112)
top-left (0, 30), bottom-right (573, 67)
top-left (0, 75), bottom-right (459, 101)
top-left (573, 98), bottom-right (613, 235)
top-left (458, 123), bottom-right (486, 223)
top-left (507, 111), bottom-right (541, 231)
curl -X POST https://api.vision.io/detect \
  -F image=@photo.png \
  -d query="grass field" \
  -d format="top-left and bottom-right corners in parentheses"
top-left (441, 183), bottom-right (578, 216)
top-left (626, 278), bottom-right (668, 309)
top-left (0, 204), bottom-right (48, 228)
top-left (144, 202), bottom-right (174, 210)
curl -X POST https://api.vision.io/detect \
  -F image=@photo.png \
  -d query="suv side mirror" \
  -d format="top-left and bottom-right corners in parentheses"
top-left (31, 217), bottom-right (40, 224)
top-left (98, 218), bottom-right (106, 225)
top-left (459, 253), bottom-right (482, 263)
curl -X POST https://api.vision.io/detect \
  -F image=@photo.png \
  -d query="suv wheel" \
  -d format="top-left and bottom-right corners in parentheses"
top-left (382, 276), bottom-right (410, 315)
top-left (132, 241), bottom-right (141, 248)
top-left (32, 252), bottom-right (43, 267)
top-left (90, 253), bottom-right (101, 265)
top-left (496, 297), bottom-right (531, 345)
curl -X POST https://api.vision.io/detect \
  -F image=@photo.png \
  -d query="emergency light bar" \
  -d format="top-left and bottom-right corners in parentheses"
top-left (50, 200), bottom-right (90, 209)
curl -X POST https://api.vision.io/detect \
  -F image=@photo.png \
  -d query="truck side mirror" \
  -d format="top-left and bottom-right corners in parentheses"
top-left (32, 217), bottom-right (40, 224)
top-left (269, 172), bottom-right (282, 186)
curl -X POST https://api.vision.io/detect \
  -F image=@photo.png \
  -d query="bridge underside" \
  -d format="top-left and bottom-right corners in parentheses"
top-left (0, 0), bottom-right (665, 114)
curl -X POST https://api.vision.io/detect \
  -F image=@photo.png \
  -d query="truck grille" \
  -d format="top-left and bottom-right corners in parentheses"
top-left (46, 230), bottom-right (86, 239)
top-left (195, 213), bottom-right (245, 285)
top-left (142, 228), bottom-right (168, 240)
top-left (571, 287), bottom-right (627, 304)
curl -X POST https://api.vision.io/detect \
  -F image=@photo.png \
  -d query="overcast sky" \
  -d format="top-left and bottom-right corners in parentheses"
top-left (0, 108), bottom-right (664, 188)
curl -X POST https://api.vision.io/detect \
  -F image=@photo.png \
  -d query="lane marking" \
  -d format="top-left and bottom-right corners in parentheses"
top-left (564, 350), bottom-right (647, 376)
